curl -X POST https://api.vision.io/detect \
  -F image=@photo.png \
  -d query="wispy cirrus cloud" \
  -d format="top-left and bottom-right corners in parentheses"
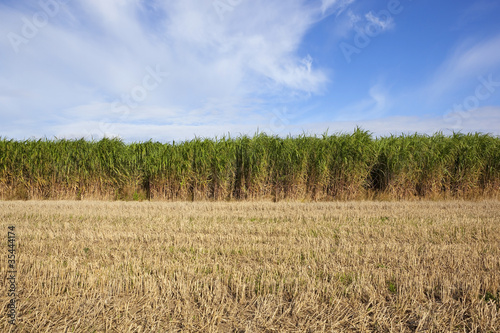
top-left (453, 0), bottom-right (500, 30)
top-left (426, 34), bottom-right (500, 98)
top-left (320, 0), bottom-right (355, 16)
top-left (365, 11), bottom-right (394, 32)
top-left (368, 33), bottom-right (500, 134)
top-left (333, 84), bottom-right (391, 122)
top-left (298, 106), bottom-right (500, 138)
top-left (0, 0), bottom-right (332, 140)
top-left (1, 0), bottom-right (499, 141)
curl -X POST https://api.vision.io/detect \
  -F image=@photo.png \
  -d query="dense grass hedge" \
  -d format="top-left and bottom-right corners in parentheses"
top-left (1, 129), bottom-right (499, 200)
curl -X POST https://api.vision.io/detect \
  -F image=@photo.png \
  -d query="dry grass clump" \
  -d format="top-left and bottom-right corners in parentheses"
top-left (1, 200), bottom-right (499, 332)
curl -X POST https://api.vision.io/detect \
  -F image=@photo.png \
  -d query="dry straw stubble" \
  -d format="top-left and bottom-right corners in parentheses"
top-left (0, 200), bottom-right (499, 332)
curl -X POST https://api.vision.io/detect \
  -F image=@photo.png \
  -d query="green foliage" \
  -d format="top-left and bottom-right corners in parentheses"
top-left (387, 279), bottom-right (397, 294)
top-left (338, 272), bottom-right (354, 286)
top-left (482, 291), bottom-right (499, 304)
top-left (0, 130), bottom-right (498, 200)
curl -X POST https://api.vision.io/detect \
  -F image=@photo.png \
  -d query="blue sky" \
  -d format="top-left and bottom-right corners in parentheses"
top-left (1, 0), bottom-right (499, 142)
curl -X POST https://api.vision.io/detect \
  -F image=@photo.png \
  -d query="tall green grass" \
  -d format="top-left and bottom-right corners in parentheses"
top-left (0, 130), bottom-right (498, 200)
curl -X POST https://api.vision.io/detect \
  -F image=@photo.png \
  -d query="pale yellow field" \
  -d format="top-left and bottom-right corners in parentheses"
top-left (1, 201), bottom-right (499, 332)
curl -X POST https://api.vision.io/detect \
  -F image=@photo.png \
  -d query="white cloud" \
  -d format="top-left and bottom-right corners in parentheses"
top-left (320, 0), bottom-right (355, 16)
top-left (0, 0), bottom-right (331, 140)
top-left (334, 84), bottom-right (391, 122)
top-left (427, 34), bottom-right (500, 98)
top-left (2, 0), bottom-right (498, 142)
top-left (454, 0), bottom-right (500, 30)
top-left (365, 11), bottom-right (394, 32)
top-left (106, 106), bottom-right (500, 141)
top-left (331, 5), bottom-right (395, 44)
top-left (295, 106), bottom-right (500, 138)
top-left (381, 33), bottom-right (500, 127)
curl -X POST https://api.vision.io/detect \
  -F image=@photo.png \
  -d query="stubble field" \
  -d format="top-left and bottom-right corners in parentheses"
top-left (1, 200), bottom-right (499, 332)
